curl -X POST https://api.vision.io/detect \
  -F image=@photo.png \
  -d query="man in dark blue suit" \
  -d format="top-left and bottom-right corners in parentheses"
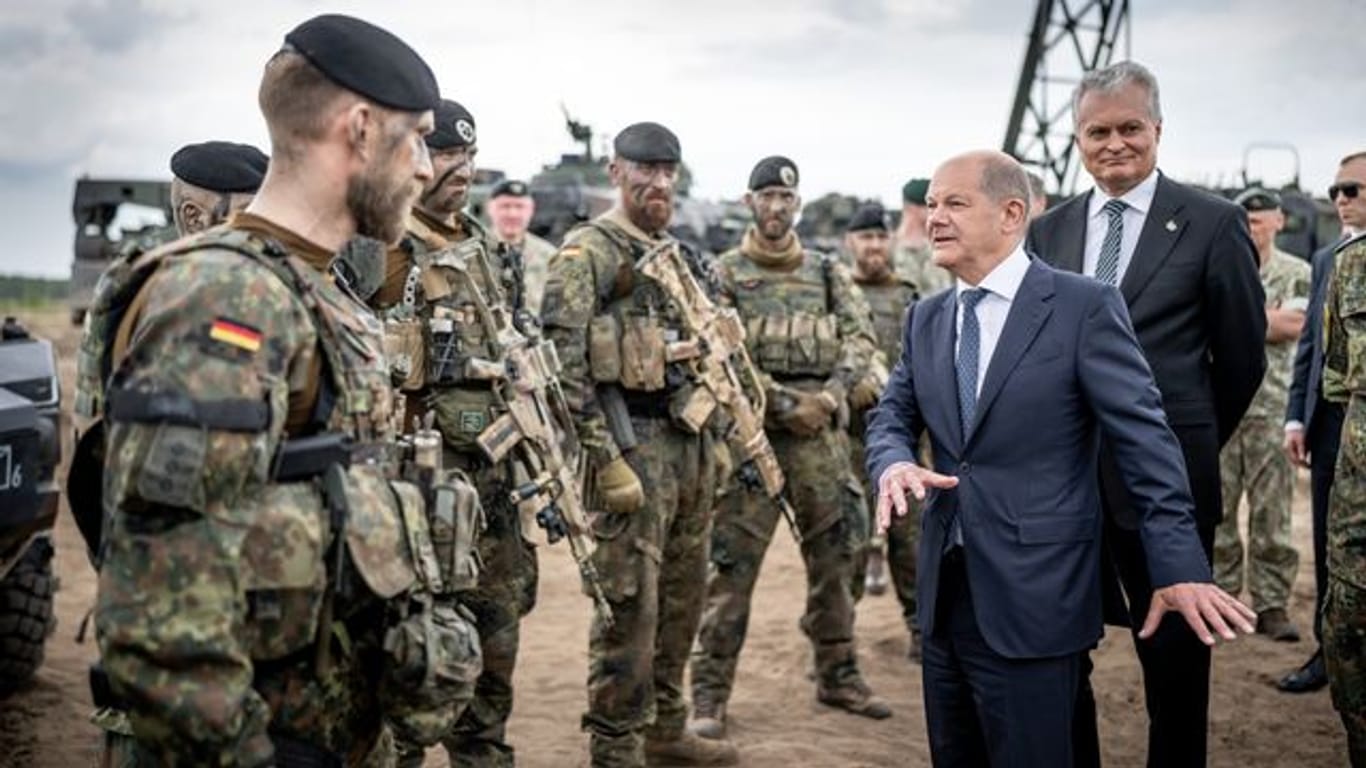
top-left (865, 150), bottom-right (1255, 767)
top-left (1280, 153), bottom-right (1366, 691)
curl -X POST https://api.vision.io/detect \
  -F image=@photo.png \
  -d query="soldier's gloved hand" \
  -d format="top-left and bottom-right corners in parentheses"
top-left (597, 456), bottom-right (645, 513)
top-left (779, 389), bottom-right (837, 437)
top-left (848, 374), bottom-right (882, 411)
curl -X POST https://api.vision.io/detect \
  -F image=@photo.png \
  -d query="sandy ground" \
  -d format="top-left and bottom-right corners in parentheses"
top-left (0, 305), bottom-right (1348, 767)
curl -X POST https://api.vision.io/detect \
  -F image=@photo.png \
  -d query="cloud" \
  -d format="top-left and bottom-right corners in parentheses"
top-left (64, 0), bottom-right (190, 54)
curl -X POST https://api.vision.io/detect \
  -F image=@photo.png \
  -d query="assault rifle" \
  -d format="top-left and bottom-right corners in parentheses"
top-left (440, 252), bottom-right (614, 626)
top-left (636, 241), bottom-right (800, 542)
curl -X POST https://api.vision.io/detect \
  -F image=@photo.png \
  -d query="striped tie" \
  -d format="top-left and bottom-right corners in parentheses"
top-left (1095, 199), bottom-right (1128, 286)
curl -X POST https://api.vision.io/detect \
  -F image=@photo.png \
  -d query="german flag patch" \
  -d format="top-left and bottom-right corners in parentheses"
top-left (208, 318), bottom-right (262, 353)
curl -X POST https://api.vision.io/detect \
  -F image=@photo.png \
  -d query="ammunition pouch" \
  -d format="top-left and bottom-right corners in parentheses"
top-left (237, 480), bottom-right (329, 661)
top-left (619, 314), bottom-right (668, 391)
top-left (424, 470), bottom-right (485, 594)
top-left (381, 599), bottom-right (483, 747)
top-left (744, 311), bottom-right (841, 377)
top-left (383, 317), bottom-right (427, 391)
top-left (588, 314), bottom-right (622, 382)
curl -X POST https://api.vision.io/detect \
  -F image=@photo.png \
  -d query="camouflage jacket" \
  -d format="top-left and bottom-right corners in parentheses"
top-left (92, 214), bottom-right (444, 766)
top-left (1323, 233), bottom-right (1366, 585)
top-left (893, 239), bottom-right (951, 297)
top-left (715, 228), bottom-right (877, 412)
top-left (508, 231), bottom-right (557, 316)
top-left (849, 273), bottom-right (917, 436)
top-left (1245, 249), bottom-right (1311, 421)
top-left (540, 207), bottom-right (692, 466)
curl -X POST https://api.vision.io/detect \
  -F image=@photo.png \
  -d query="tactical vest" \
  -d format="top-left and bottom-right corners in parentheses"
top-left (385, 218), bottom-right (523, 455)
top-left (858, 278), bottom-right (918, 365)
top-left (573, 220), bottom-right (699, 395)
top-left (723, 250), bottom-right (843, 379)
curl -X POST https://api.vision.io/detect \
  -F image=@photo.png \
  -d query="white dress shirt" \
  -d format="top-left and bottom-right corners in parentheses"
top-left (954, 243), bottom-right (1032, 397)
top-left (1083, 169), bottom-right (1160, 284)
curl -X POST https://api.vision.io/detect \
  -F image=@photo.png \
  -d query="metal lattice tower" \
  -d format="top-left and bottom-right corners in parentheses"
top-left (1003, 0), bottom-right (1131, 196)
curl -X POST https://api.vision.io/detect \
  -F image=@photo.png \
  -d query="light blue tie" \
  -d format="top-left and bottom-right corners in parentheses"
top-left (1095, 199), bottom-right (1128, 286)
top-left (947, 288), bottom-right (987, 550)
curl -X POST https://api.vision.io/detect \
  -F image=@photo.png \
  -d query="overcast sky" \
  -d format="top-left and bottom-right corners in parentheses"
top-left (1, 0), bottom-right (1363, 278)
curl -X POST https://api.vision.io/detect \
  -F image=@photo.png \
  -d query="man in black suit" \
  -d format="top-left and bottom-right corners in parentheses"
top-left (1026, 61), bottom-right (1267, 767)
top-left (1280, 151), bottom-right (1366, 692)
top-left (868, 150), bottom-right (1254, 767)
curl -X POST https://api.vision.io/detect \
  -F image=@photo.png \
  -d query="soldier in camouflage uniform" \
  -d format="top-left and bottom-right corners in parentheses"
top-left (85, 16), bottom-right (483, 765)
top-left (372, 100), bottom-right (538, 768)
top-left (540, 122), bottom-right (739, 767)
top-left (893, 177), bottom-right (951, 296)
top-left (1321, 150), bottom-right (1366, 764)
top-left (842, 204), bottom-right (923, 660)
top-left (86, 139), bottom-right (269, 763)
top-left (488, 178), bottom-right (558, 315)
top-left (1214, 188), bottom-right (1309, 642)
top-left (688, 157), bottom-right (889, 742)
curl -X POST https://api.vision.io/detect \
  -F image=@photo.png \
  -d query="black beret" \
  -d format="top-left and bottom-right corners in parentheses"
top-left (426, 99), bottom-right (476, 150)
top-left (846, 204), bottom-right (890, 233)
top-left (1235, 187), bottom-right (1281, 212)
top-left (748, 155), bottom-right (799, 191)
top-left (902, 178), bottom-right (929, 205)
top-left (613, 122), bottom-right (681, 163)
top-left (170, 141), bottom-right (269, 193)
top-left (284, 14), bottom-right (439, 113)
top-left (490, 179), bottom-right (530, 199)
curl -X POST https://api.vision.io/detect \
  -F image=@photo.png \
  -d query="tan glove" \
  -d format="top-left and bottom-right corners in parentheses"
top-left (848, 375), bottom-right (881, 411)
top-left (597, 456), bottom-right (645, 513)
top-left (779, 389), bottom-right (839, 437)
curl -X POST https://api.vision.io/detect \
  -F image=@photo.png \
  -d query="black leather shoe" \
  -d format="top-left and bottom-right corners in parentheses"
top-left (1277, 651), bottom-right (1328, 693)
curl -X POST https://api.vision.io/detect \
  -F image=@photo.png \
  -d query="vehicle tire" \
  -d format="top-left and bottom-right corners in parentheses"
top-left (0, 538), bottom-right (56, 696)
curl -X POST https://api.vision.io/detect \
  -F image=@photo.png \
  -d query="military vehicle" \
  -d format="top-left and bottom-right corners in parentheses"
top-left (527, 107), bottom-right (618, 246)
top-left (0, 317), bottom-right (61, 696)
top-left (796, 192), bottom-right (883, 254)
top-left (69, 178), bottom-right (174, 325)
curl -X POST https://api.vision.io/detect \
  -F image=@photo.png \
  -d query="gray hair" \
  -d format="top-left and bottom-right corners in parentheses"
top-left (1025, 171), bottom-right (1046, 202)
top-left (980, 153), bottom-right (1032, 210)
top-left (1071, 60), bottom-right (1163, 125)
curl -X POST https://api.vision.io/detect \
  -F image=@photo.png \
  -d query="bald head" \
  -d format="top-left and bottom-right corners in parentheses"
top-left (925, 151), bottom-right (1031, 285)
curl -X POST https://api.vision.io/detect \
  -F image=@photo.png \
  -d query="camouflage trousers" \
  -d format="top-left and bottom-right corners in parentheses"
top-left (690, 426), bottom-right (868, 709)
top-left (99, 711), bottom-right (397, 767)
top-left (398, 459), bottom-right (539, 768)
top-left (1214, 416), bottom-right (1299, 612)
top-left (1325, 577), bottom-right (1366, 765)
top-left (583, 417), bottom-right (718, 768)
top-left (849, 432), bottom-right (920, 629)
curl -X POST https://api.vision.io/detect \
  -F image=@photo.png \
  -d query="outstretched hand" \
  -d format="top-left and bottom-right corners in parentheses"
top-left (1141, 582), bottom-right (1256, 645)
top-left (876, 461), bottom-right (959, 533)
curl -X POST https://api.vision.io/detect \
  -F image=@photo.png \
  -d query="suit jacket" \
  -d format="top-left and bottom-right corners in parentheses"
top-left (1287, 244), bottom-right (1337, 435)
top-left (1026, 173), bottom-right (1266, 531)
top-left (865, 258), bottom-right (1210, 659)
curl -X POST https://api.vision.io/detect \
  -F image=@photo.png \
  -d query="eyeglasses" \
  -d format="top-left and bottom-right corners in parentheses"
top-left (1329, 182), bottom-right (1363, 201)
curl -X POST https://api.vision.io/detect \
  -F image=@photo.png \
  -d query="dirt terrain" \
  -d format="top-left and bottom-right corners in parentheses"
top-left (0, 305), bottom-right (1348, 767)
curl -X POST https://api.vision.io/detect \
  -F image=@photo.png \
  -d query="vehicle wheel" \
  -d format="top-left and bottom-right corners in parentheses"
top-left (0, 538), bottom-right (56, 696)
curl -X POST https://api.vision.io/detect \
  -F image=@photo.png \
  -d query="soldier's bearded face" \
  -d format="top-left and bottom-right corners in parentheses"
top-left (849, 230), bottom-right (891, 277)
top-left (749, 187), bottom-right (799, 240)
top-left (423, 146), bottom-right (477, 214)
top-left (348, 113), bottom-right (431, 244)
top-left (616, 160), bottom-right (677, 233)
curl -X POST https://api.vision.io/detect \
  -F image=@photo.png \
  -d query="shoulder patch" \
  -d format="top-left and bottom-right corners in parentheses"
top-left (208, 318), bottom-right (263, 353)
top-left (559, 245), bottom-right (583, 259)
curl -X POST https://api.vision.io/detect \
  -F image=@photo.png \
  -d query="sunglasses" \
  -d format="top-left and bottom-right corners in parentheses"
top-left (1330, 181), bottom-right (1363, 201)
